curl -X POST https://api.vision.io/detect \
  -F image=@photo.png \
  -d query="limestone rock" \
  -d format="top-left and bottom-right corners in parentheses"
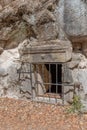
top-left (78, 54), bottom-right (87, 69)
top-left (0, 22), bottom-right (28, 49)
top-left (36, 10), bottom-right (56, 24)
top-left (19, 39), bottom-right (72, 63)
top-left (1, 0), bottom-right (87, 109)
top-left (0, 47), bottom-right (3, 54)
top-left (0, 48), bottom-right (32, 99)
top-left (57, 0), bottom-right (87, 57)
top-left (58, 0), bottom-right (87, 37)
top-left (72, 69), bottom-right (87, 94)
top-left (68, 53), bottom-right (82, 69)
top-left (0, 0), bottom-right (60, 49)
top-left (82, 42), bottom-right (87, 57)
top-left (0, 5), bottom-right (2, 10)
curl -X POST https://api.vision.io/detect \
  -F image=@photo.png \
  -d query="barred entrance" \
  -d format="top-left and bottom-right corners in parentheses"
top-left (31, 63), bottom-right (64, 104)
top-left (33, 63), bottom-right (63, 103)
top-left (18, 62), bottom-right (73, 104)
top-left (18, 40), bottom-right (73, 104)
top-left (45, 64), bottom-right (62, 94)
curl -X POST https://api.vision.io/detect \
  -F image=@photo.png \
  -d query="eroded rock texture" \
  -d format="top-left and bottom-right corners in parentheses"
top-left (0, 0), bottom-right (87, 108)
top-left (58, 0), bottom-right (87, 56)
top-left (0, 0), bottom-right (60, 49)
top-left (0, 0), bottom-right (61, 99)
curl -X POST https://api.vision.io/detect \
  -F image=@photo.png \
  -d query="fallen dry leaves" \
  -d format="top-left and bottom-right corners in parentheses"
top-left (0, 97), bottom-right (86, 130)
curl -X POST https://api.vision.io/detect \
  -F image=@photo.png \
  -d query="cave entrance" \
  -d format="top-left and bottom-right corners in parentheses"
top-left (45, 64), bottom-right (62, 95)
top-left (32, 63), bottom-right (63, 100)
top-left (18, 62), bottom-right (74, 104)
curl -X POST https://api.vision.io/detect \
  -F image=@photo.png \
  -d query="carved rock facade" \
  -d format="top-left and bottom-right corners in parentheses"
top-left (0, 0), bottom-right (87, 109)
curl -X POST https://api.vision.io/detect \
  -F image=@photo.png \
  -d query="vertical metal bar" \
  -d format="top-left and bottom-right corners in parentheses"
top-left (62, 84), bottom-right (64, 105)
top-left (49, 64), bottom-right (51, 93)
top-left (18, 62), bottom-right (23, 80)
top-left (23, 63), bottom-right (25, 79)
top-left (62, 64), bottom-right (64, 105)
top-left (49, 63), bottom-right (51, 102)
top-left (30, 63), bottom-right (33, 100)
top-left (43, 64), bottom-right (45, 102)
top-left (42, 64), bottom-right (44, 82)
top-left (27, 62), bottom-right (29, 72)
top-left (40, 64), bottom-right (44, 102)
top-left (36, 64), bottom-right (39, 101)
top-left (24, 63), bottom-right (26, 73)
top-left (55, 63), bottom-right (58, 103)
top-left (34, 64), bottom-right (38, 100)
top-left (41, 64), bottom-right (44, 102)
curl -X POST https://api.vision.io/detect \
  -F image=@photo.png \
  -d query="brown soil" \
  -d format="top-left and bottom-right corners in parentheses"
top-left (0, 97), bottom-right (87, 130)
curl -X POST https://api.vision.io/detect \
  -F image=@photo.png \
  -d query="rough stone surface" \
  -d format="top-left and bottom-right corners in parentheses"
top-left (0, 0), bottom-right (60, 49)
top-left (19, 39), bottom-right (72, 63)
top-left (58, 0), bottom-right (87, 38)
top-left (0, 47), bottom-right (3, 54)
top-left (58, 0), bottom-right (87, 56)
top-left (68, 53), bottom-right (85, 69)
top-left (73, 69), bottom-right (87, 94)
top-left (1, 0), bottom-right (87, 109)
top-left (0, 48), bottom-right (33, 99)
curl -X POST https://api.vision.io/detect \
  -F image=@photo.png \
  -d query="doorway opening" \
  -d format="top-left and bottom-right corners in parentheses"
top-left (17, 62), bottom-right (65, 104)
top-left (45, 64), bottom-right (62, 95)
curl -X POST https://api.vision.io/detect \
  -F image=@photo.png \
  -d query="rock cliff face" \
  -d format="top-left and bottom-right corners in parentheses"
top-left (0, 0), bottom-right (87, 107)
top-left (58, 0), bottom-right (87, 56)
top-left (0, 0), bottom-right (60, 99)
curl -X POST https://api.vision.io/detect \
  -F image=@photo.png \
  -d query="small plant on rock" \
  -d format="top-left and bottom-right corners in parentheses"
top-left (67, 95), bottom-right (83, 114)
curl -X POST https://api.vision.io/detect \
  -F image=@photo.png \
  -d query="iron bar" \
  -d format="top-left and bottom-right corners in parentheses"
top-left (62, 84), bottom-right (64, 105)
top-left (42, 64), bottom-right (44, 82)
top-left (30, 63), bottom-right (33, 100)
top-left (49, 64), bottom-right (51, 102)
top-left (55, 64), bottom-right (58, 103)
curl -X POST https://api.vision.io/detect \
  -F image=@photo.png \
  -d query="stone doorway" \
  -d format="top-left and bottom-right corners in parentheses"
top-left (18, 38), bottom-right (73, 104)
top-left (45, 64), bottom-right (62, 95)
top-left (29, 63), bottom-right (64, 104)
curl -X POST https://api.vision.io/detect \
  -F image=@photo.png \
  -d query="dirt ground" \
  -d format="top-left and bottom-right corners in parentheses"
top-left (0, 98), bottom-right (87, 130)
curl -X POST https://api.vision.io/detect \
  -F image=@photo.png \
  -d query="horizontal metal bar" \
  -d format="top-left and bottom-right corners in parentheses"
top-left (43, 83), bottom-right (62, 85)
top-left (42, 83), bottom-right (74, 86)
top-left (32, 62), bottom-right (64, 64)
top-left (18, 62), bottom-right (66, 65)
top-left (17, 71), bottom-right (33, 73)
top-left (31, 81), bottom-right (74, 86)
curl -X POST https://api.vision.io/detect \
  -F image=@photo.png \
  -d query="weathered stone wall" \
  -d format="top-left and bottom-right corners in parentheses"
top-left (0, 0), bottom-right (61, 99)
top-left (0, 0), bottom-right (87, 109)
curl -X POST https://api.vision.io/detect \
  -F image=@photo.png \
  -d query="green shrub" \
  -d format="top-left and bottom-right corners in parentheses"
top-left (67, 95), bottom-right (84, 114)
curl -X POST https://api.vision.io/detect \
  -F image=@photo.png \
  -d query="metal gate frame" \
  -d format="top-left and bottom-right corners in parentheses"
top-left (17, 62), bottom-right (74, 105)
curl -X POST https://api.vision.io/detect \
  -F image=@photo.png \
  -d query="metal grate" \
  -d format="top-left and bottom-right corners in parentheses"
top-left (17, 62), bottom-right (73, 105)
